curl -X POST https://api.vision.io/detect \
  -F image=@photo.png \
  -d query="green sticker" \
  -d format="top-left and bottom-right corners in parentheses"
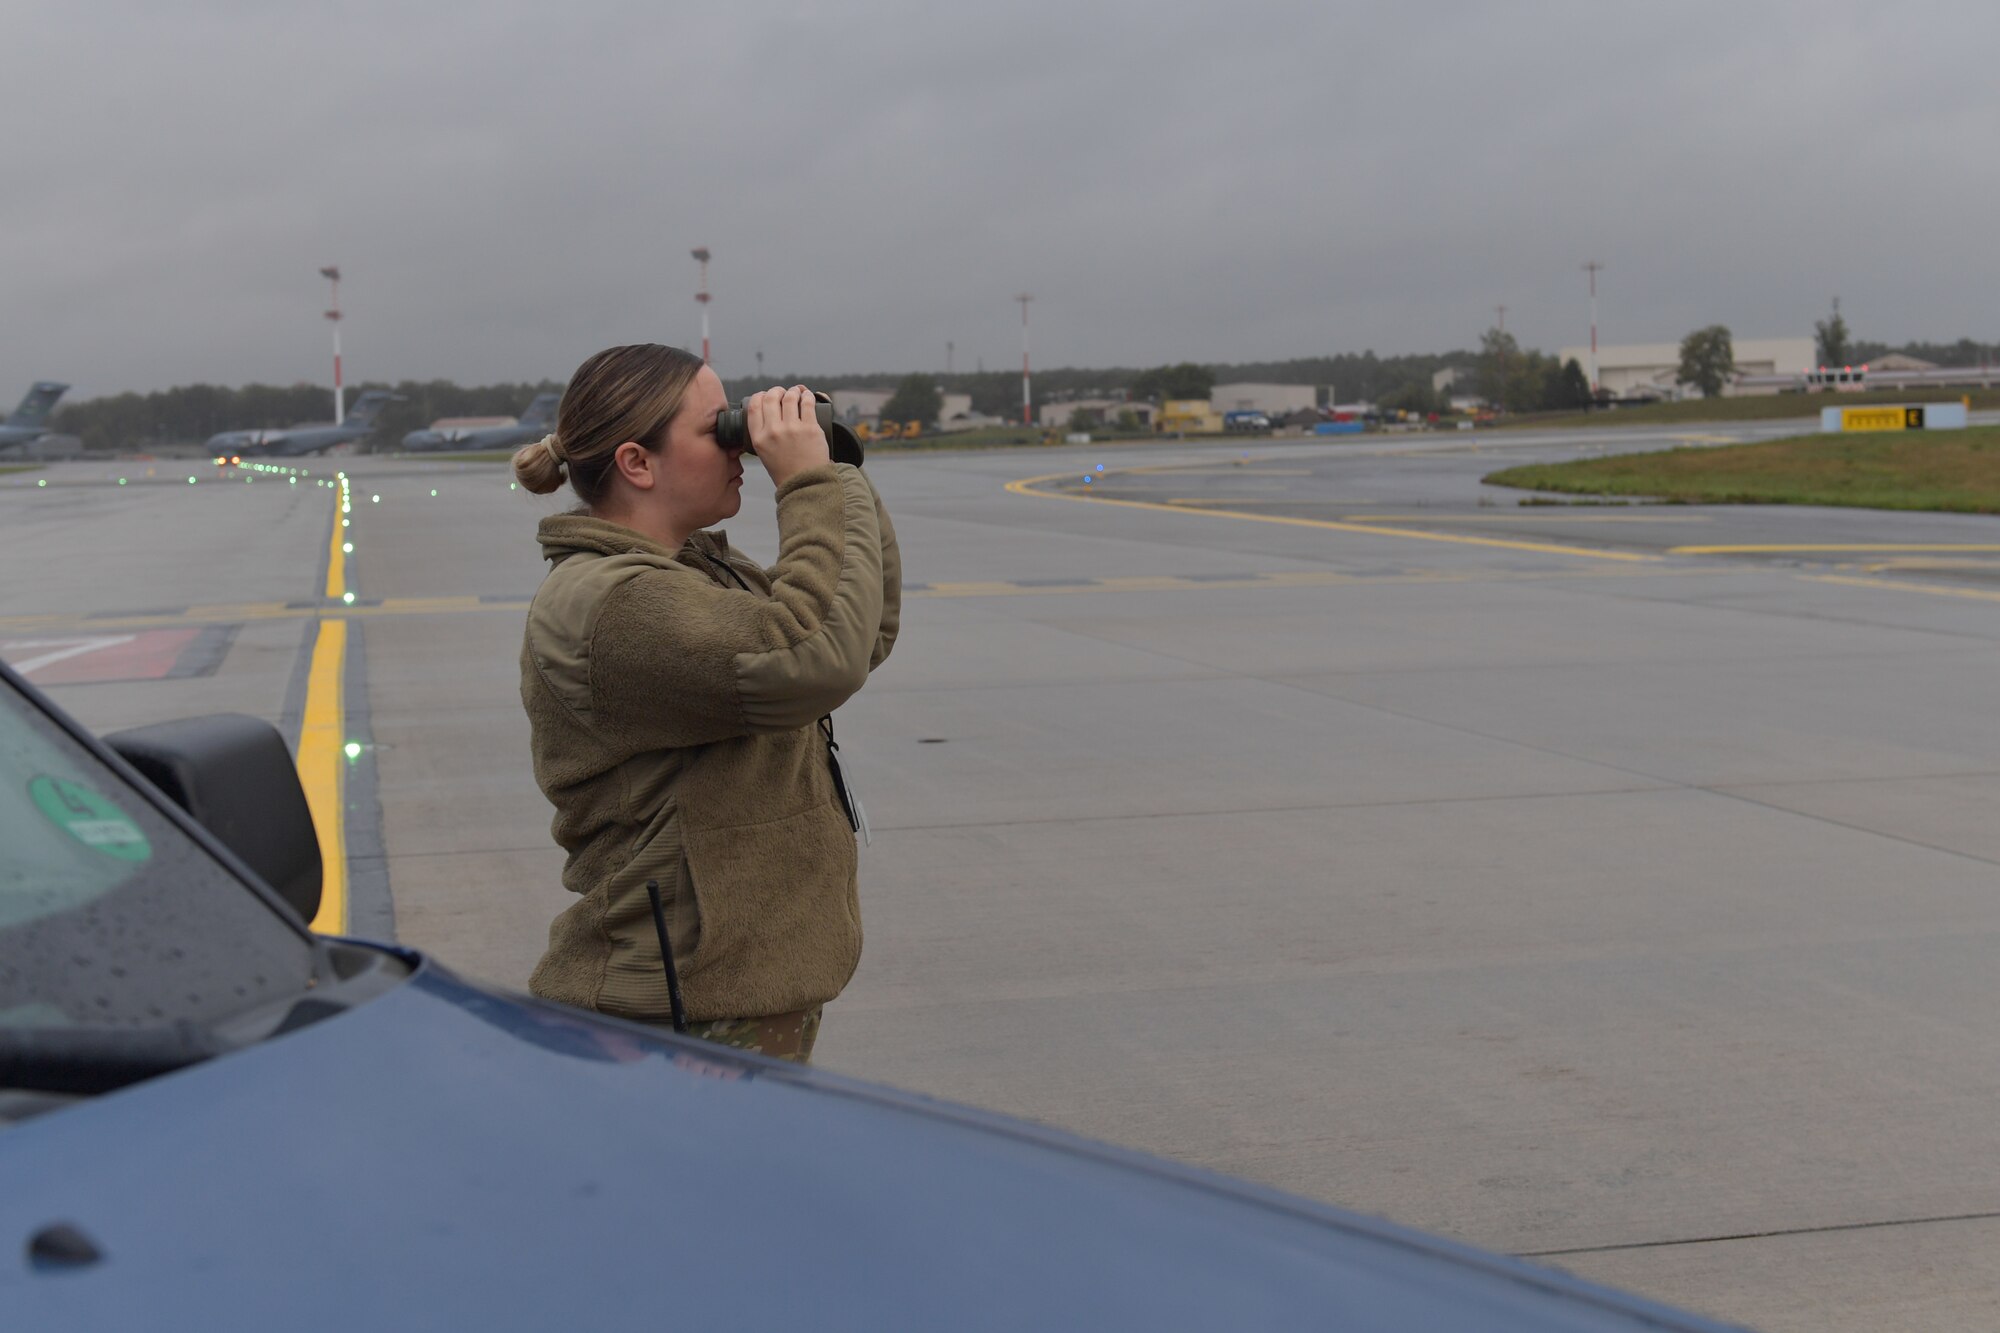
top-left (28, 776), bottom-right (152, 862)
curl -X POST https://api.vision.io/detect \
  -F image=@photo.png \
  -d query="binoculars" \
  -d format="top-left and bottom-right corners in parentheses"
top-left (715, 390), bottom-right (864, 466)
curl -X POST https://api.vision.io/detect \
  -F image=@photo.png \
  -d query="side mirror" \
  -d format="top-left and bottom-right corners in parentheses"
top-left (104, 714), bottom-right (322, 925)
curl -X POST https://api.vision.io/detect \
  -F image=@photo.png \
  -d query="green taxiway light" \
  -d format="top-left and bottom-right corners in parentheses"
top-left (430, 489), bottom-right (438, 497)
top-left (371, 495), bottom-right (380, 503)
top-left (343, 742), bottom-right (362, 760)
top-left (342, 542), bottom-right (353, 553)
top-left (342, 592), bottom-right (355, 605)
top-left (342, 518), bottom-right (350, 527)
top-left (37, 479), bottom-right (46, 487)
top-left (188, 477), bottom-right (197, 484)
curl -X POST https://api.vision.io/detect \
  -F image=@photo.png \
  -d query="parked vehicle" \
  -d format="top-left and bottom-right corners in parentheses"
top-left (0, 662), bottom-right (1738, 1330)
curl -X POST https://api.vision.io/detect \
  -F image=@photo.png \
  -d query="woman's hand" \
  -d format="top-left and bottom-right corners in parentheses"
top-left (747, 385), bottom-right (832, 489)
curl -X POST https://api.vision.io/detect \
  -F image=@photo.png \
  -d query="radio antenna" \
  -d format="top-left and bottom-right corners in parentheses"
top-left (644, 879), bottom-right (688, 1032)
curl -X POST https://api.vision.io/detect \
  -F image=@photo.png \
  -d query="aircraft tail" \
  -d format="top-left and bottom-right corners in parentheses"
top-left (519, 391), bottom-right (561, 428)
top-left (6, 382), bottom-right (69, 430)
top-left (345, 389), bottom-right (402, 428)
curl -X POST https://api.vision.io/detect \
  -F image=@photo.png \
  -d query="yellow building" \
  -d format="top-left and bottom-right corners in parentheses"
top-left (1156, 398), bottom-right (1222, 433)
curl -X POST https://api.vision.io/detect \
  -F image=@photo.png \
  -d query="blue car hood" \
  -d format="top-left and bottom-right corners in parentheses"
top-left (0, 952), bottom-right (1736, 1331)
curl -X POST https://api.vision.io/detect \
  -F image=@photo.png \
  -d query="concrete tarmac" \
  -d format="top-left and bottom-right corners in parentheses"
top-left (7, 422), bottom-right (2000, 1331)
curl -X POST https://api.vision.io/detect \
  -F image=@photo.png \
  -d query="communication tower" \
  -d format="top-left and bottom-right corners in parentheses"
top-left (321, 266), bottom-right (344, 424)
top-left (692, 248), bottom-right (712, 365)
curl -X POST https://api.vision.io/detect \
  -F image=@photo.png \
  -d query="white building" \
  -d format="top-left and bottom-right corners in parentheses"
top-left (835, 388), bottom-right (984, 429)
top-left (1039, 398), bottom-right (1156, 430)
top-left (1556, 338), bottom-right (1814, 399)
top-left (830, 389), bottom-right (892, 423)
top-left (1208, 382), bottom-right (1317, 415)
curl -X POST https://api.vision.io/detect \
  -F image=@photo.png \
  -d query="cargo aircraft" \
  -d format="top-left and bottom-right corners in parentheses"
top-left (400, 391), bottom-right (560, 452)
top-left (206, 389), bottom-right (401, 459)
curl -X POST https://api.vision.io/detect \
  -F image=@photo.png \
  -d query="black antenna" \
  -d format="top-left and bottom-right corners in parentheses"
top-left (644, 879), bottom-right (688, 1033)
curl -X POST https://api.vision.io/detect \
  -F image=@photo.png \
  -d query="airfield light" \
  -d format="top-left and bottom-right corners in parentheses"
top-left (188, 477), bottom-right (197, 484)
top-left (290, 477), bottom-right (297, 485)
top-left (37, 479), bottom-right (45, 487)
top-left (430, 489), bottom-right (438, 497)
top-left (342, 518), bottom-right (350, 527)
top-left (343, 742), bottom-right (362, 760)
top-left (343, 542), bottom-right (353, 553)
top-left (371, 494), bottom-right (379, 503)
top-left (342, 592), bottom-right (355, 605)
top-left (118, 478), bottom-right (126, 485)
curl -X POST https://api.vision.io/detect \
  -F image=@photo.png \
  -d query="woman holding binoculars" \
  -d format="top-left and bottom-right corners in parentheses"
top-left (512, 344), bottom-right (900, 1062)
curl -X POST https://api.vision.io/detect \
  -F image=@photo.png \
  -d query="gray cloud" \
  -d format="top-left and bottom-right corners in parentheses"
top-left (5, 0), bottom-right (1997, 397)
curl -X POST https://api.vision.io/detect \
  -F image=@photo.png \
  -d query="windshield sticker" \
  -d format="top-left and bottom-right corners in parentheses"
top-left (28, 776), bottom-right (152, 862)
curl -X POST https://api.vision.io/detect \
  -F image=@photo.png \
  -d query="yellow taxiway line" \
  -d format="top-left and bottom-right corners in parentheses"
top-left (1342, 513), bottom-right (1711, 524)
top-left (1804, 574), bottom-right (2000, 605)
top-left (297, 619), bottom-right (348, 934)
top-left (298, 490), bottom-right (349, 935)
top-left (1005, 470), bottom-right (1659, 563)
top-left (1672, 543), bottom-right (2000, 556)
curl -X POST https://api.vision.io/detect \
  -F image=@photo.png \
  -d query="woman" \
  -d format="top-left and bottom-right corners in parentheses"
top-left (512, 344), bottom-right (899, 1063)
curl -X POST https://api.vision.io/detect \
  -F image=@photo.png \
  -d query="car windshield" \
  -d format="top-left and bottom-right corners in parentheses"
top-left (0, 677), bottom-right (316, 1033)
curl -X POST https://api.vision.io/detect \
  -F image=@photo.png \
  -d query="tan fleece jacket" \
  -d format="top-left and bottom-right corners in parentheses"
top-left (521, 463), bottom-right (900, 1023)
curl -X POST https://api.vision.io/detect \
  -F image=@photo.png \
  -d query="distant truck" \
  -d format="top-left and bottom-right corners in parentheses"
top-left (1222, 410), bottom-right (1272, 432)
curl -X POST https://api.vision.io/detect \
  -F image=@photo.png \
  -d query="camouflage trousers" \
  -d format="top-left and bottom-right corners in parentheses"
top-left (680, 1007), bottom-right (822, 1064)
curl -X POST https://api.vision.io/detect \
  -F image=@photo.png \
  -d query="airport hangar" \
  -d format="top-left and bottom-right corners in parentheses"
top-left (1557, 337), bottom-right (1815, 399)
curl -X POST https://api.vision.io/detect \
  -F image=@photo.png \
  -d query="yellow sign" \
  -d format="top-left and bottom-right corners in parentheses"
top-left (1840, 406), bottom-right (1921, 432)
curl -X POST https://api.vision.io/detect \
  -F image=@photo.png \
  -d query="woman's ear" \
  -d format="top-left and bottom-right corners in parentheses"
top-left (613, 441), bottom-right (656, 490)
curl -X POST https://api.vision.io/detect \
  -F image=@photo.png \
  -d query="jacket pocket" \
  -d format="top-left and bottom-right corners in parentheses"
top-left (681, 802), bottom-right (861, 1015)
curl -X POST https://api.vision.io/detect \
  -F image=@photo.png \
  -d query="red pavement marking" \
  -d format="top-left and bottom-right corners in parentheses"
top-left (1, 630), bottom-right (202, 684)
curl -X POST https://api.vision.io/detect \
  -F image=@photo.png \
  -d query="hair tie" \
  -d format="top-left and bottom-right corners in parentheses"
top-left (540, 432), bottom-right (567, 466)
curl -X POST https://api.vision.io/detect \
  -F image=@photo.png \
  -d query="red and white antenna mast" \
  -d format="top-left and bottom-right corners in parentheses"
top-left (320, 265), bottom-right (344, 424)
top-left (1582, 260), bottom-right (1604, 393)
top-left (1016, 292), bottom-right (1033, 425)
top-left (691, 247), bottom-right (712, 365)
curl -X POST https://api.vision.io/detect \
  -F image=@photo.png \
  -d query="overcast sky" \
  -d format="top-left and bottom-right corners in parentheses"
top-left (6, 0), bottom-right (1998, 397)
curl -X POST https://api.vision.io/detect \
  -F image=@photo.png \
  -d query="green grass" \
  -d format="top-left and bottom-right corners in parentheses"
top-left (0, 464), bottom-right (40, 477)
top-left (1495, 388), bottom-right (2000, 430)
top-left (1484, 425), bottom-right (2000, 513)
